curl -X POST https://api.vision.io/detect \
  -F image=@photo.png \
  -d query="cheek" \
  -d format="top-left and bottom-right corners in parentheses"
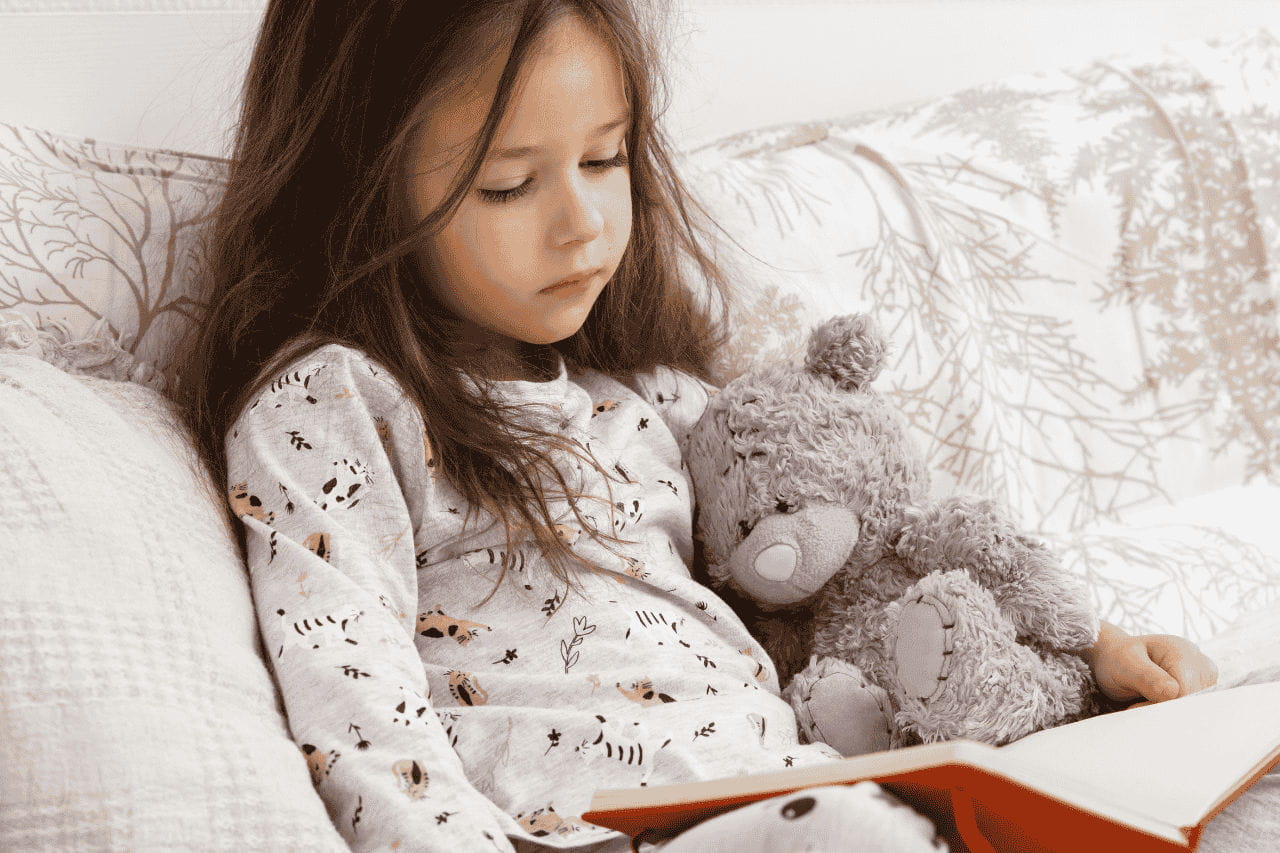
top-left (455, 207), bottom-right (534, 277)
top-left (435, 217), bottom-right (517, 294)
top-left (610, 178), bottom-right (634, 235)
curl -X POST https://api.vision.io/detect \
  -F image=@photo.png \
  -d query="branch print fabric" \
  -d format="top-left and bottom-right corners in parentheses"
top-left (225, 344), bottom-right (842, 852)
top-left (673, 28), bottom-right (1280, 642)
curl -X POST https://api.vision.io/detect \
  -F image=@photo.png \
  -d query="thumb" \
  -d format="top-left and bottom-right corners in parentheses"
top-left (1142, 662), bottom-right (1182, 702)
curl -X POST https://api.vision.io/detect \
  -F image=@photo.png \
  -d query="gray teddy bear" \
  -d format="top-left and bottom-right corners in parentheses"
top-left (686, 313), bottom-right (1103, 756)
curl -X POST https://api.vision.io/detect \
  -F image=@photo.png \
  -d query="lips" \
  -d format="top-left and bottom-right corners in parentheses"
top-left (542, 267), bottom-right (602, 292)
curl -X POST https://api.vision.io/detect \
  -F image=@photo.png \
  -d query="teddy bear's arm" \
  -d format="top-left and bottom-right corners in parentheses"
top-left (893, 495), bottom-right (1099, 651)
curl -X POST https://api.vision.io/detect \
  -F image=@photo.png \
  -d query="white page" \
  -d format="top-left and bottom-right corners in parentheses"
top-left (999, 681), bottom-right (1280, 828)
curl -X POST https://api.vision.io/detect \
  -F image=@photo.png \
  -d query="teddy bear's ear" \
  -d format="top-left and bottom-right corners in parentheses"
top-left (803, 313), bottom-right (889, 391)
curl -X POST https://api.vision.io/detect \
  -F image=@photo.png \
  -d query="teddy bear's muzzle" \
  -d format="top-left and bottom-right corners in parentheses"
top-left (727, 503), bottom-right (863, 606)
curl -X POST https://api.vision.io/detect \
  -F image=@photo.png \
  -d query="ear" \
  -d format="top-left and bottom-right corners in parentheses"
top-left (804, 313), bottom-right (890, 392)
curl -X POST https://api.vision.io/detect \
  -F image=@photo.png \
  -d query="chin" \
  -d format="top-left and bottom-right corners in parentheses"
top-left (526, 320), bottom-right (589, 346)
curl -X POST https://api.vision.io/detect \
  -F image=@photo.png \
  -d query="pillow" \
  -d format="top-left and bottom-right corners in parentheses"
top-left (0, 120), bottom-right (225, 386)
top-left (1038, 482), bottom-right (1280, 644)
top-left (0, 350), bottom-right (347, 851)
top-left (0, 309), bottom-right (168, 391)
top-left (676, 27), bottom-right (1280, 538)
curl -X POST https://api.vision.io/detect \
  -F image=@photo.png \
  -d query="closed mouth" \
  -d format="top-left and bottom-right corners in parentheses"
top-left (542, 268), bottom-right (601, 292)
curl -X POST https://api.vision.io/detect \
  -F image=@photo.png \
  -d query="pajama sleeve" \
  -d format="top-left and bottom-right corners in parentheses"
top-left (224, 345), bottom-right (517, 853)
top-left (621, 364), bottom-right (720, 462)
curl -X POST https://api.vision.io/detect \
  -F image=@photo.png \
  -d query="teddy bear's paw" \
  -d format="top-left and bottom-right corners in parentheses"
top-left (890, 592), bottom-right (956, 704)
top-left (888, 571), bottom-right (1099, 746)
top-left (883, 571), bottom-right (1008, 733)
top-left (785, 656), bottom-right (894, 758)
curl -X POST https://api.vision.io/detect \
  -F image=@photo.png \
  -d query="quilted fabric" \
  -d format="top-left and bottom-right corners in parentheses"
top-left (0, 352), bottom-right (347, 852)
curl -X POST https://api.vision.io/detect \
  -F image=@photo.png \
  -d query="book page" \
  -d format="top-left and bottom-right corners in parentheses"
top-left (999, 680), bottom-right (1280, 829)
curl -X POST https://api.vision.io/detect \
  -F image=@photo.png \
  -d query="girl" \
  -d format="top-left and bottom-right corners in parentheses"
top-left (171, 2), bottom-right (1230, 851)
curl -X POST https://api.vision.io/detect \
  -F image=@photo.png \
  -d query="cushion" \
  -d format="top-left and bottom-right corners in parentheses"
top-left (0, 347), bottom-right (346, 851)
top-left (675, 27), bottom-right (1280, 537)
top-left (0, 121), bottom-right (225, 386)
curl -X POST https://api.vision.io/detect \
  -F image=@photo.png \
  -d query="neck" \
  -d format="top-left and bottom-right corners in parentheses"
top-left (460, 341), bottom-right (558, 382)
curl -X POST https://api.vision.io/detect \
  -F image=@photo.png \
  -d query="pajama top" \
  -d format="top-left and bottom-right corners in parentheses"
top-left (224, 342), bottom-right (843, 853)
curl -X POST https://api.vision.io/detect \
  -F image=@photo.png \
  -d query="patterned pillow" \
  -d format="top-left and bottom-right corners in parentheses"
top-left (0, 121), bottom-right (225, 387)
top-left (0, 351), bottom-right (347, 851)
top-left (670, 27), bottom-right (1280, 641)
top-left (676, 27), bottom-right (1280, 540)
top-left (1038, 483), bottom-right (1280, 643)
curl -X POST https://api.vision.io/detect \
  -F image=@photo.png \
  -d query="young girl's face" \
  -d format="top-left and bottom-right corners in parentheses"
top-left (406, 14), bottom-right (633, 365)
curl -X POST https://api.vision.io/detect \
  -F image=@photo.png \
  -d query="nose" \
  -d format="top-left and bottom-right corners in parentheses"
top-left (554, 174), bottom-right (605, 245)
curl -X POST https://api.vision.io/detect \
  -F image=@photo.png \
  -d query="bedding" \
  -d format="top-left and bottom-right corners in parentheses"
top-left (0, 22), bottom-right (1278, 852)
top-left (0, 350), bottom-right (347, 851)
top-left (672, 27), bottom-right (1280, 642)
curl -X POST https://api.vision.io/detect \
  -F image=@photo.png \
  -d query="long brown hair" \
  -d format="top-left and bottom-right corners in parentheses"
top-left (170, 0), bottom-right (736, 605)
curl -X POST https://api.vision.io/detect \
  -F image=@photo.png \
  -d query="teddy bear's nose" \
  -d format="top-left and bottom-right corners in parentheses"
top-left (755, 543), bottom-right (798, 581)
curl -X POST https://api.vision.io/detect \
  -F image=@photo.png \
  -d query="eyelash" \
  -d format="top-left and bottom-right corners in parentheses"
top-left (477, 151), bottom-right (630, 204)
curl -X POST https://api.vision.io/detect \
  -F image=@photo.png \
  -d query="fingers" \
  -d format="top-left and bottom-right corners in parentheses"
top-left (1127, 636), bottom-right (1181, 702)
top-left (1093, 632), bottom-right (1221, 705)
top-left (1145, 635), bottom-right (1219, 699)
top-left (1141, 661), bottom-right (1182, 703)
top-left (1179, 649), bottom-right (1219, 693)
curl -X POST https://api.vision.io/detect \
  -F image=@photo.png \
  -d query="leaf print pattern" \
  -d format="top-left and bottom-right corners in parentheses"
top-left (561, 615), bottom-right (596, 673)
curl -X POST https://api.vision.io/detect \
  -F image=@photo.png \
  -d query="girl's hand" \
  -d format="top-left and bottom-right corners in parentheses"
top-left (1083, 620), bottom-right (1220, 706)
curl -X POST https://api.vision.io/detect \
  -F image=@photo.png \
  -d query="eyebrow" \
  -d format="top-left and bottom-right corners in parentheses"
top-left (486, 115), bottom-right (630, 161)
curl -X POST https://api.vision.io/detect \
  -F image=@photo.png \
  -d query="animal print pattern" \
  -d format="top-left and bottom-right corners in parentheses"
top-left (225, 344), bottom-right (844, 852)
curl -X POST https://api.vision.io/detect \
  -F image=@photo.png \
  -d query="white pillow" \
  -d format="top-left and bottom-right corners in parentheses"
top-left (0, 351), bottom-right (347, 851)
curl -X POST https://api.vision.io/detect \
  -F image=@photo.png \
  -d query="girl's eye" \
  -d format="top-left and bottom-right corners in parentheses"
top-left (477, 151), bottom-right (630, 205)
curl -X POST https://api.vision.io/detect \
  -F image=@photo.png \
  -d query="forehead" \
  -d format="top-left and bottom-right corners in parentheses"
top-left (414, 14), bottom-right (628, 172)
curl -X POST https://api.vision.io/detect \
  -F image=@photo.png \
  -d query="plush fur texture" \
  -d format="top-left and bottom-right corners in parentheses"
top-left (687, 313), bottom-right (1103, 751)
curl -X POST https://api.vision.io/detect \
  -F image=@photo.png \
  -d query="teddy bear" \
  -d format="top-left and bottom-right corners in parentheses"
top-left (685, 312), bottom-right (1103, 757)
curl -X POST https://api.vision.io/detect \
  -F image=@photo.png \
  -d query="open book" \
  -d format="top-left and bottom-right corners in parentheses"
top-left (582, 680), bottom-right (1280, 852)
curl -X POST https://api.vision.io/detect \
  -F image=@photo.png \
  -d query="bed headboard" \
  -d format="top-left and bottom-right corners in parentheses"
top-left (3, 0), bottom-right (1280, 155)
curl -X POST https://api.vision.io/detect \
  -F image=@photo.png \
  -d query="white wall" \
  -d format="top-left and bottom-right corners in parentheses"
top-left (1, 0), bottom-right (1279, 157)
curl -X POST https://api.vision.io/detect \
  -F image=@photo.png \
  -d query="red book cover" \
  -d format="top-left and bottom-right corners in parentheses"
top-left (583, 682), bottom-right (1280, 852)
